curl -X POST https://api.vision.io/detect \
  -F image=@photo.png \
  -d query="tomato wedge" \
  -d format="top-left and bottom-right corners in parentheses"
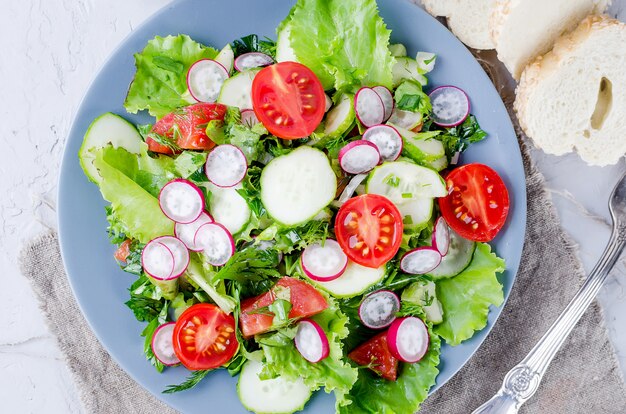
top-left (348, 332), bottom-right (399, 381)
top-left (148, 103), bottom-right (227, 154)
top-left (251, 62), bottom-right (325, 139)
top-left (114, 239), bottom-right (131, 263)
top-left (172, 303), bottom-right (238, 370)
top-left (438, 163), bottom-right (510, 242)
top-left (335, 194), bottom-right (403, 268)
top-left (239, 277), bottom-right (328, 338)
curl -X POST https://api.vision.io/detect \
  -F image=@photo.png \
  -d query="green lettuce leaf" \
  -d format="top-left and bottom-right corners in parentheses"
top-left (259, 297), bottom-right (358, 407)
top-left (285, 0), bottom-right (395, 91)
top-left (434, 243), bottom-right (505, 345)
top-left (394, 80), bottom-right (431, 115)
top-left (125, 35), bottom-right (217, 118)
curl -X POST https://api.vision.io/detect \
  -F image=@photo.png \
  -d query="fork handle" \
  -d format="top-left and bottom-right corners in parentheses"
top-left (472, 229), bottom-right (626, 414)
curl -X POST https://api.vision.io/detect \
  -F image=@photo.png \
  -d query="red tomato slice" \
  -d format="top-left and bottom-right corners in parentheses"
top-left (335, 194), bottom-right (403, 268)
top-left (149, 103), bottom-right (227, 153)
top-left (438, 163), bottom-right (510, 242)
top-left (348, 332), bottom-right (399, 381)
top-left (251, 62), bottom-right (325, 139)
top-left (114, 239), bottom-right (131, 263)
top-left (172, 303), bottom-right (238, 370)
top-left (239, 277), bottom-right (328, 338)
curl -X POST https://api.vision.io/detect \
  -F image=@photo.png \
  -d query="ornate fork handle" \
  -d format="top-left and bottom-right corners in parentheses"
top-left (473, 227), bottom-right (626, 414)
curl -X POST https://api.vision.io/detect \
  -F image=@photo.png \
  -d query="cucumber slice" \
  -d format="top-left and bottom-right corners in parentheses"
top-left (237, 360), bottom-right (311, 414)
top-left (392, 57), bottom-right (428, 88)
top-left (389, 43), bottom-right (407, 57)
top-left (324, 94), bottom-right (355, 137)
top-left (397, 198), bottom-right (433, 229)
top-left (428, 229), bottom-right (475, 279)
top-left (215, 44), bottom-right (235, 74)
top-left (217, 69), bottom-right (259, 109)
top-left (387, 109), bottom-right (423, 130)
top-left (366, 161), bottom-right (446, 204)
top-left (207, 183), bottom-right (251, 235)
top-left (276, 23), bottom-right (298, 63)
top-left (394, 126), bottom-right (445, 163)
top-left (427, 156), bottom-right (449, 172)
top-left (79, 113), bottom-right (143, 183)
top-left (311, 261), bottom-right (386, 298)
top-left (401, 280), bottom-right (443, 324)
top-left (261, 147), bottom-right (336, 226)
top-left (415, 52), bottom-right (436, 73)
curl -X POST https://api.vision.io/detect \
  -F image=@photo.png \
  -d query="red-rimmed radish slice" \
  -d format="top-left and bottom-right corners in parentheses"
top-left (432, 217), bottom-right (450, 256)
top-left (400, 247), bottom-right (442, 274)
top-left (337, 174), bottom-right (368, 205)
top-left (154, 236), bottom-right (190, 279)
top-left (301, 239), bottom-right (348, 282)
top-left (187, 59), bottom-right (229, 103)
top-left (338, 140), bottom-right (381, 174)
top-left (205, 144), bottom-right (248, 188)
top-left (294, 319), bottom-right (329, 363)
top-left (372, 86), bottom-right (394, 121)
top-left (354, 87), bottom-right (385, 127)
top-left (194, 222), bottom-right (235, 266)
top-left (174, 212), bottom-right (214, 251)
top-left (159, 179), bottom-right (205, 224)
top-left (387, 317), bottom-right (429, 363)
top-left (429, 85), bottom-right (470, 127)
top-left (142, 241), bottom-right (174, 280)
top-left (363, 124), bottom-right (403, 162)
top-left (240, 109), bottom-right (259, 128)
top-left (234, 52), bottom-right (274, 72)
top-left (358, 290), bottom-right (400, 329)
top-left (151, 322), bottom-right (180, 366)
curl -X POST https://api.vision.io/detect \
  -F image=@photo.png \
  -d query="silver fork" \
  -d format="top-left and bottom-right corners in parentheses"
top-left (472, 173), bottom-right (626, 414)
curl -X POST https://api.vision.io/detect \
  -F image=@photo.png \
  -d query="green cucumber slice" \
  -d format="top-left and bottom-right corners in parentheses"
top-left (215, 44), bottom-right (234, 74)
top-left (366, 161), bottom-right (446, 204)
top-left (206, 183), bottom-right (251, 235)
top-left (217, 69), bottom-right (259, 109)
top-left (428, 229), bottom-right (475, 279)
top-left (394, 126), bottom-right (445, 163)
top-left (311, 261), bottom-right (386, 298)
top-left (324, 94), bottom-right (355, 137)
top-left (401, 280), bottom-right (443, 324)
top-left (392, 57), bottom-right (427, 88)
top-left (427, 156), bottom-right (449, 172)
top-left (397, 198), bottom-right (433, 229)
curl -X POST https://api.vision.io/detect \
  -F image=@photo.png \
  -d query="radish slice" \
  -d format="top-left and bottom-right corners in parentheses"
top-left (174, 212), bottom-right (214, 251)
top-left (187, 59), bottom-right (229, 103)
top-left (194, 222), bottom-right (235, 266)
top-left (151, 322), bottom-right (180, 366)
top-left (159, 179), bottom-right (205, 224)
top-left (363, 124), bottom-right (403, 162)
top-left (429, 85), bottom-right (470, 127)
top-left (301, 239), bottom-right (348, 282)
top-left (294, 320), bottom-right (330, 363)
top-left (372, 86), bottom-right (394, 121)
top-left (142, 240), bottom-right (175, 280)
top-left (205, 144), bottom-right (248, 188)
top-left (432, 217), bottom-right (450, 256)
top-left (153, 236), bottom-right (190, 279)
top-left (234, 52), bottom-right (273, 72)
top-left (338, 140), bottom-right (381, 174)
top-left (358, 290), bottom-right (400, 329)
top-left (337, 174), bottom-right (368, 205)
top-left (354, 87), bottom-right (385, 127)
top-left (387, 316), bottom-right (429, 363)
top-left (400, 247), bottom-right (442, 274)
top-left (241, 109), bottom-right (259, 128)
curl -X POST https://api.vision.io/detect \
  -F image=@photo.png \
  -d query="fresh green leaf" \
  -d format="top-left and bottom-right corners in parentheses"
top-left (141, 301), bottom-right (169, 373)
top-left (434, 243), bottom-right (505, 345)
top-left (436, 115), bottom-right (488, 160)
top-left (125, 274), bottom-right (165, 322)
top-left (212, 247), bottom-right (281, 284)
top-left (394, 80), bottom-right (431, 114)
top-left (231, 34), bottom-right (277, 59)
top-left (121, 241), bottom-right (145, 275)
top-left (259, 220), bottom-right (330, 254)
top-left (163, 369), bottom-right (211, 394)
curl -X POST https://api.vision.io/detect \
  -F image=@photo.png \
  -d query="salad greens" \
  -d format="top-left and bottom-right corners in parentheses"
top-left (78, 0), bottom-right (507, 412)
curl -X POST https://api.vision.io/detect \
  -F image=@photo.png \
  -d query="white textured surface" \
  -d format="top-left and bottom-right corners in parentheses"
top-left (0, 0), bottom-right (624, 412)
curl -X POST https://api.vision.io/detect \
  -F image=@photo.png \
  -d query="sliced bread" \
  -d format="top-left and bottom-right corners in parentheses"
top-left (421, 0), bottom-right (496, 50)
top-left (515, 15), bottom-right (626, 166)
top-left (491, 0), bottom-right (609, 79)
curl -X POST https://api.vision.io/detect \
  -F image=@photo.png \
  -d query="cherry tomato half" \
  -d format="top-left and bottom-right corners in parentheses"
top-left (172, 303), bottom-right (238, 370)
top-left (335, 194), bottom-right (403, 268)
top-left (348, 332), bottom-right (398, 381)
top-left (438, 163), bottom-right (510, 242)
top-left (114, 239), bottom-right (131, 263)
top-left (251, 62), bottom-right (325, 139)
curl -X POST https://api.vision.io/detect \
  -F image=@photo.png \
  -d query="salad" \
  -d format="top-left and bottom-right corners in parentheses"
top-left (78, 0), bottom-right (510, 412)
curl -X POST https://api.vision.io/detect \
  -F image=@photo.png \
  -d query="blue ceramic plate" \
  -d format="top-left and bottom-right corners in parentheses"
top-left (58, 0), bottom-right (526, 412)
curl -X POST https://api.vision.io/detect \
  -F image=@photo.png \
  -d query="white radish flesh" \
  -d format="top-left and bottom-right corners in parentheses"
top-left (354, 87), bottom-right (385, 127)
top-left (187, 59), bottom-right (229, 103)
top-left (151, 323), bottom-right (180, 366)
top-left (159, 179), bottom-right (204, 224)
top-left (234, 52), bottom-right (273, 72)
top-left (175, 212), bottom-right (214, 251)
top-left (400, 247), bottom-right (442, 274)
top-left (142, 240), bottom-right (175, 280)
top-left (338, 140), bottom-right (380, 174)
top-left (155, 236), bottom-right (190, 278)
top-left (372, 86), bottom-right (394, 121)
top-left (294, 320), bottom-right (330, 363)
top-left (301, 239), bottom-right (348, 282)
top-left (240, 109), bottom-right (259, 128)
top-left (429, 85), bottom-right (470, 127)
top-left (387, 317), bottom-right (429, 363)
top-left (358, 290), bottom-right (400, 329)
top-left (205, 144), bottom-right (248, 188)
top-left (363, 125), bottom-right (403, 162)
top-left (433, 217), bottom-right (450, 256)
top-left (194, 222), bottom-right (234, 266)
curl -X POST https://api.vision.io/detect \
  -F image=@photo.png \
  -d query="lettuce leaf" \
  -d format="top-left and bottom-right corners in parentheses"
top-left (125, 35), bottom-right (217, 118)
top-left (434, 243), bottom-right (505, 346)
top-left (338, 328), bottom-right (441, 413)
top-left (285, 0), bottom-right (395, 91)
top-left (258, 297), bottom-right (358, 407)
